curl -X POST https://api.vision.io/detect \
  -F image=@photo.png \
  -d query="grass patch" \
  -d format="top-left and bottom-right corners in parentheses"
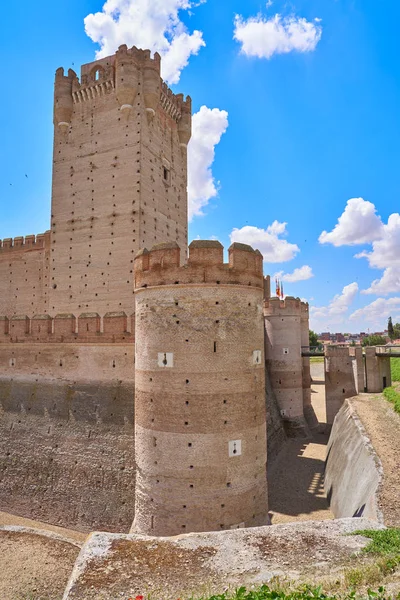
top-left (383, 387), bottom-right (400, 414)
top-left (195, 583), bottom-right (397, 600)
top-left (355, 529), bottom-right (400, 556)
top-left (391, 358), bottom-right (400, 382)
top-left (310, 357), bottom-right (325, 363)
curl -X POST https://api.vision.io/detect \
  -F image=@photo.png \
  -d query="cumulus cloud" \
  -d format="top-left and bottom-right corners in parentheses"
top-left (310, 282), bottom-right (359, 328)
top-left (319, 198), bottom-right (384, 247)
top-left (188, 106), bottom-right (229, 220)
top-left (320, 198), bottom-right (400, 299)
top-left (275, 265), bottom-right (314, 283)
top-left (233, 12), bottom-right (322, 59)
top-left (84, 0), bottom-right (205, 84)
top-left (230, 222), bottom-right (299, 263)
top-left (356, 213), bottom-right (400, 269)
top-left (350, 297), bottom-right (400, 326)
top-left (362, 267), bottom-right (400, 296)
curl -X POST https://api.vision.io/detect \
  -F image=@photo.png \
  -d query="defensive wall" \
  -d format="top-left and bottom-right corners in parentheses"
top-left (325, 399), bottom-right (383, 522)
top-left (325, 346), bottom-right (391, 424)
top-left (132, 240), bottom-right (269, 536)
top-left (0, 311), bottom-right (136, 532)
top-left (0, 233), bottom-right (50, 317)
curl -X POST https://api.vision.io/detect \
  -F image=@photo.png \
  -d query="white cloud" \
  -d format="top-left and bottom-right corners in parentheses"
top-left (310, 282), bottom-right (358, 329)
top-left (350, 297), bottom-right (400, 326)
top-left (356, 213), bottom-right (400, 269)
top-left (84, 0), bottom-right (205, 84)
top-left (233, 13), bottom-right (322, 59)
top-left (229, 222), bottom-right (299, 263)
top-left (188, 106), bottom-right (229, 220)
top-left (319, 198), bottom-right (384, 247)
top-left (320, 198), bottom-right (400, 299)
top-left (362, 267), bottom-right (400, 296)
top-left (275, 265), bottom-right (314, 283)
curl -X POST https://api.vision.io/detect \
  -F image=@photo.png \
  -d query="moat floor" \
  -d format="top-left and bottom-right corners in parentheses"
top-left (268, 363), bottom-right (334, 524)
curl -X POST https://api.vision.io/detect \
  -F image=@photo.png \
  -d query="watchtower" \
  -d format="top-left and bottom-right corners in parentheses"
top-left (49, 46), bottom-right (191, 317)
top-left (132, 240), bottom-right (268, 536)
top-left (264, 297), bottom-right (310, 436)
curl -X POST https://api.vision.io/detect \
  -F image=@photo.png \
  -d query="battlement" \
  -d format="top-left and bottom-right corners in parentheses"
top-left (264, 296), bottom-right (308, 317)
top-left (0, 312), bottom-right (134, 343)
top-left (0, 231), bottom-right (50, 253)
top-left (55, 45), bottom-right (190, 129)
top-left (134, 240), bottom-right (264, 289)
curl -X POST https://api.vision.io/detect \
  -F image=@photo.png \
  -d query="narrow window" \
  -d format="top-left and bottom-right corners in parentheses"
top-left (214, 341), bottom-right (217, 353)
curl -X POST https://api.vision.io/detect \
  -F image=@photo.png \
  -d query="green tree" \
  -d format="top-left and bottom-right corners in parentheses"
top-left (309, 330), bottom-right (319, 348)
top-left (394, 322), bottom-right (400, 340)
top-left (388, 316), bottom-right (395, 340)
top-left (362, 334), bottom-right (387, 346)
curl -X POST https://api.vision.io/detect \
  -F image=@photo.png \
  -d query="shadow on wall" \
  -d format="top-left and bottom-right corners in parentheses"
top-left (268, 434), bottom-right (331, 519)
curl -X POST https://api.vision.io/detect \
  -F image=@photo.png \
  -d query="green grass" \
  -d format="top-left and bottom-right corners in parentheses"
top-left (195, 584), bottom-right (397, 600)
top-left (310, 357), bottom-right (325, 363)
top-left (355, 529), bottom-right (400, 556)
top-left (390, 359), bottom-right (400, 382)
top-left (383, 387), bottom-right (400, 414)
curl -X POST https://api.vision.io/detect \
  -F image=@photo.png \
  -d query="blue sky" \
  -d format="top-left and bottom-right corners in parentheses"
top-left (1, 0), bottom-right (400, 333)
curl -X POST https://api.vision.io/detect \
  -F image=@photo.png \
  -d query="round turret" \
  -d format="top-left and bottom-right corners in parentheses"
top-left (264, 297), bottom-right (308, 436)
top-left (177, 95), bottom-right (192, 147)
top-left (115, 45), bottom-right (139, 117)
top-left (142, 51), bottom-right (161, 121)
top-left (132, 241), bottom-right (268, 536)
top-left (54, 68), bottom-right (76, 133)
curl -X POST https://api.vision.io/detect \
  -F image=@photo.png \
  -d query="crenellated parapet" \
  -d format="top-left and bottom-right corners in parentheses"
top-left (56, 45), bottom-right (191, 137)
top-left (134, 240), bottom-right (264, 290)
top-left (0, 231), bottom-right (50, 253)
top-left (264, 296), bottom-right (306, 317)
top-left (0, 312), bottom-right (134, 343)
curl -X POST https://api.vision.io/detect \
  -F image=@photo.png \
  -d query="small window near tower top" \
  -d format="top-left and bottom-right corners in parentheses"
top-left (95, 69), bottom-right (100, 81)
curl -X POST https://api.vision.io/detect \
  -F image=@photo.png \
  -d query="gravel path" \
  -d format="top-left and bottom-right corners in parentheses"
top-left (351, 392), bottom-right (400, 527)
top-left (0, 527), bottom-right (81, 600)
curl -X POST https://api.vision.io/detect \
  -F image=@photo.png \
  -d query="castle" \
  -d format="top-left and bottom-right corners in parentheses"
top-left (0, 46), bottom-right (315, 536)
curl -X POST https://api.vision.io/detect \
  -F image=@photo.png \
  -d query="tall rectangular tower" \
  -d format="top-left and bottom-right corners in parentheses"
top-left (49, 45), bottom-right (191, 317)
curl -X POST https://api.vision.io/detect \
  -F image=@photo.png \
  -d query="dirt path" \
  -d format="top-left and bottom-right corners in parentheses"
top-left (0, 513), bottom-right (85, 599)
top-left (0, 528), bottom-right (81, 600)
top-left (352, 392), bottom-right (400, 527)
top-left (268, 364), bottom-right (334, 524)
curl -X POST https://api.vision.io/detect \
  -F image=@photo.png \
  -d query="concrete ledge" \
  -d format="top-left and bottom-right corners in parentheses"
top-left (63, 518), bottom-right (384, 599)
top-left (325, 398), bottom-right (384, 522)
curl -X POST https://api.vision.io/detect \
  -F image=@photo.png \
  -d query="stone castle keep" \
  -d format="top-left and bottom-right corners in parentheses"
top-left (0, 46), bottom-right (316, 535)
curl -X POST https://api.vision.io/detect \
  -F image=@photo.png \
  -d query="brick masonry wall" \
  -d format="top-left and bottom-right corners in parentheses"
top-left (0, 342), bottom-right (135, 531)
top-left (0, 234), bottom-right (50, 316)
top-left (0, 377), bottom-right (135, 532)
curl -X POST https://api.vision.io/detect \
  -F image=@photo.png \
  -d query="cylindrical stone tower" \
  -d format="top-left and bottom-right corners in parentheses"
top-left (132, 240), bottom-right (268, 536)
top-left (264, 297), bottom-right (309, 437)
